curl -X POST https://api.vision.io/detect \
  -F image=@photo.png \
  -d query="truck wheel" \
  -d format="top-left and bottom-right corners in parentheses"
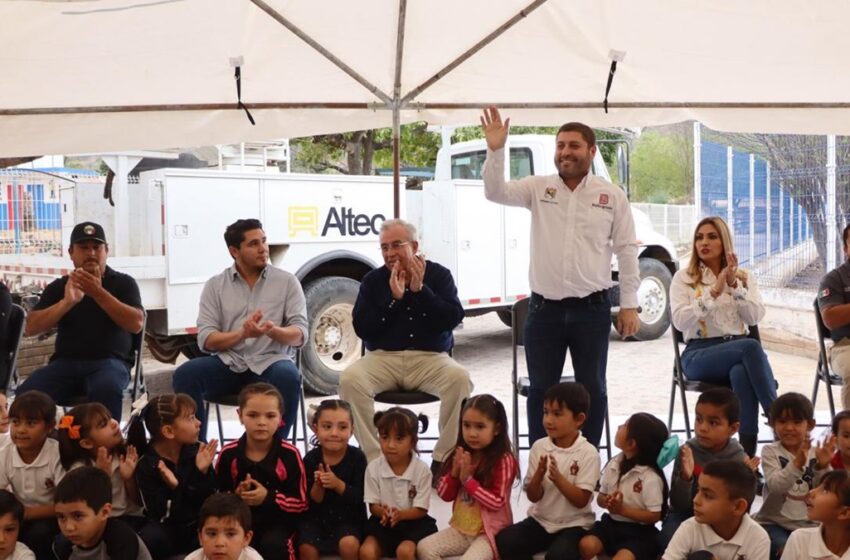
top-left (496, 309), bottom-right (512, 328)
top-left (630, 258), bottom-right (673, 341)
top-left (302, 276), bottom-right (362, 395)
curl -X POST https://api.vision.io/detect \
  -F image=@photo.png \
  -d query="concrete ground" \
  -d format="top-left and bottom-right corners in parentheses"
top-left (140, 313), bottom-right (833, 558)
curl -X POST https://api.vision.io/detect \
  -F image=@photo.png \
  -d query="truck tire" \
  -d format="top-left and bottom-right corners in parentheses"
top-left (302, 276), bottom-right (362, 395)
top-left (629, 258), bottom-right (673, 341)
top-left (496, 309), bottom-right (512, 327)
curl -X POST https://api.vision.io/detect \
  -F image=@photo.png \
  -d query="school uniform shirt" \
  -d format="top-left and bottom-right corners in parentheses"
top-left (523, 435), bottom-right (601, 532)
top-left (482, 147), bottom-right (639, 307)
top-left (781, 526), bottom-right (850, 560)
top-left (184, 546), bottom-right (263, 560)
top-left (0, 433), bottom-right (11, 449)
top-left (599, 453), bottom-right (664, 523)
top-left (0, 437), bottom-right (64, 506)
top-left (214, 434), bottom-right (308, 531)
top-left (364, 454), bottom-right (432, 511)
top-left (68, 536), bottom-right (152, 560)
top-left (662, 514), bottom-right (770, 560)
top-left (7, 542), bottom-right (34, 560)
top-left (755, 442), bottom-right (830, 531)
top-left (70, 456), bottom-right (143, 518)
top-left (671, 265), bottom-right (764, 342)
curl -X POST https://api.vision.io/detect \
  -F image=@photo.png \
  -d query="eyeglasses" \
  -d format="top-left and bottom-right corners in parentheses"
top-left (380, 241), bottom-right (410, 252)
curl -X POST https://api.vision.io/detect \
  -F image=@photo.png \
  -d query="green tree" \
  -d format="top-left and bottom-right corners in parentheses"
top-left (630, 129), bottom-right (692, 203)
top-left (291, 122), bottom-right (440, 175)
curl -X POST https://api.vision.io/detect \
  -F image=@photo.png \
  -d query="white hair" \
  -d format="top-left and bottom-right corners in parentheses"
top-left (380, 218), bottom-right (418, 241)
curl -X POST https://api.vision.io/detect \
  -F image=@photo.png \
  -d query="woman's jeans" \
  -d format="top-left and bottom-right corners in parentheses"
top-left (681, 337), bottom-right (777, 436)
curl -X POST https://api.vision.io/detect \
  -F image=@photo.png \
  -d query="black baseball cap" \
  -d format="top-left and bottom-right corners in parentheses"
top-left (70, 222), bottom-right (107, 245)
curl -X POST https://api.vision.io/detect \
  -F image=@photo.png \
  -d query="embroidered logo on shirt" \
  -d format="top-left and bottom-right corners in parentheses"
top-left (599, 193), bottom-right (609, 205)
top-left (633, 479), bottom-right (643, 493)
top-left (408, 484), bottom-right (417, 501)
top-left (570, 461), bottom-right (579, 475)
top-left (591, 192), bottom-right (613, 210)
top-left (820, 287), bottom-right (830, 298)
top-left (544, 187), bottom-right (557, 199)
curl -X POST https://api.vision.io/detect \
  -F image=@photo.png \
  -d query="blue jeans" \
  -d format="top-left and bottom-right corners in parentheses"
top-left (16, 358), bottom-right (130, 420)
top-left (681, 337), bottom-right (777, 436)
top-left (172, 356), bottom-right (301, 440)
top-left (762, 523), bottom-right (790, 560)
top-left (524, 292), bottom-right (611, 446)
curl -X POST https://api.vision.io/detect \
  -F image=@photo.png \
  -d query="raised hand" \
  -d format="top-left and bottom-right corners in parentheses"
top-left (64, 275), bottom-right (85, 305)
top-left (242, 310), bottom-right (265, 338)
top-left (70, 268), bottom-right (103, 297)
top-left (451, 447), bottom-right (463, 478)
top-left (237, 474), bottom-right (268, 506)
top-left (157, 460), bottom-right (179, 490)
top-left (546, 454), bottom-right (564, 484)
top-left (408, 255), bottom-right (426, 293)
top-left (195, 439), bottom-right (218, 473)
top-left (711, 268), bottom-right (728, 298)
top-left (480, 106), bottom-right (510, 151)
top-left (95, 446), bottom-right (113, 475)
top-left (389, 262), bottom-right (406, 300)
top-left (680, 444), bottom-right (695, 481)
top-left (724, 252), bottom-right (739, 287)
top-left (816, 435), bottom-right (837, 469)
top-left (316, 463), bottom-right (343, 492)
top-left (794, 439), bottom-right (812, 470)
top-left (118, 445), bottom-right (139, 481)
top-left (458, 449), bottom-right (474, 481)
top-left (744, 456), bottom-right (761, 472)
top-left (533, 455), bottom-right (549, 481)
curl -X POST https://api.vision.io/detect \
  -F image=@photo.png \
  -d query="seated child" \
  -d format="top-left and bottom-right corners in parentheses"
top-left (298, 399), bottom-right (367, 560)
top-left (660, 387), bottom-right (752, 548)
top-left (755, 392), bottom-right (833, 559)
top-left (185, 493), bottom-right (262, 560)
top-left (496, 382), bottom-right (601, 560)
top-left (129, 393), bottom-right (217, 556)
top-left (781, 470), bottom-right (850, 560)
top-left (215, 383), bottom-right (307, 560)
top-left (662, 459), bottom-right (769, 560)
top-left (579, 412), bottom-right (672, 560)
top-left (0, 391), bottom-right (64, 559)
top-left (830, 410), bottom-right (850, 471)
top-left (55, 466), bottom-right (152, 560)
top-left (0, 490), bottom-right (35, 560)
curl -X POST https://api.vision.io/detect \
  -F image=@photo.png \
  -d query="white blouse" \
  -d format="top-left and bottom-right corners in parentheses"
top-left (670, 265), bottom-right (764, 342)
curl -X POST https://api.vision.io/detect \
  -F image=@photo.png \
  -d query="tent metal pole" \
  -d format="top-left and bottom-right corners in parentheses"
top-left (248, 0), bottom-right (394, 105)
top-left (392, 0), bottom-right (408, 219)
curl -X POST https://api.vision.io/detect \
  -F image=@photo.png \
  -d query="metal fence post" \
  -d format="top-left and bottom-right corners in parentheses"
top-left (766, 162), bottom-right (771, 258)
top-left (828, 134), bottom-right (837, 271)
top-left (780, 190), bottom-right (785, 252)
top-left (727, 146), bottom-right (734, 230)
top-left (749, 154), bottom-right (755, 264)
top-left (694, 122), bottom-right (702, 218)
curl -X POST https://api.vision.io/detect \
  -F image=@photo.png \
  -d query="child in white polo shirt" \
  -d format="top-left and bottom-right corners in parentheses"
top-left (781, 469), bottom-right (850, 560)
top-left (0, 490), bottom-right (35, 560)
top-left (663, 460), bottom-right (770, 560)
top-left (0, 391), bottom-right (64, 560)
top-left (579, 412), bottom-right (673, 560)
top-left (496, 382), bottom-right (601, 560)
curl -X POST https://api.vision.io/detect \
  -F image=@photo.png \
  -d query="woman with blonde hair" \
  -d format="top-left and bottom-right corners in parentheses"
top-left (670, 216), bottom-right (777, 457)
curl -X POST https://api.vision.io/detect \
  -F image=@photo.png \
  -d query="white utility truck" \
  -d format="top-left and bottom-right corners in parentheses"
top-left (0, 136), bottom-right (677, 394)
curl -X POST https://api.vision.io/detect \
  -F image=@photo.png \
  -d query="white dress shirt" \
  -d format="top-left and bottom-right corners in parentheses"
top-left (483, 147), bottom-right (639, 307)
top-left (670, 265), bottom-right (764, 342)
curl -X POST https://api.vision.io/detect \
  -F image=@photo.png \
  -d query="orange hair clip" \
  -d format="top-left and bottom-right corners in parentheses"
top-left (58, 415), bottom-right (81, 440)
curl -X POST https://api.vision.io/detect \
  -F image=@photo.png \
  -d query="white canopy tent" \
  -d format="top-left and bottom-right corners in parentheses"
top-left (4, 0), bottom-right (850, 212)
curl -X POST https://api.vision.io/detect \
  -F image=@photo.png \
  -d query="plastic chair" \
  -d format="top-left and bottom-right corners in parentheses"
top-left (510, 297), bottom-right (612, 459)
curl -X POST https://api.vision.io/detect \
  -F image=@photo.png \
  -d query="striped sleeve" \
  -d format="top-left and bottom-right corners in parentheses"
top-left (435, 472), bottom-right (460, 502)
top-left (463, 453), bottom-right (517, 511)
top-left (272, 441), bottom-right (308, 514)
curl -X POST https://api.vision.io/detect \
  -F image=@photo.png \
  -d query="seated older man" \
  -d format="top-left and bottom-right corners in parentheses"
top-left (339, 219), bottom-right (472, 475)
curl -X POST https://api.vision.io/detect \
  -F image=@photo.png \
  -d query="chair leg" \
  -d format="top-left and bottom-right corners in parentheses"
top-left (299, 388), bottom-right (309, 454)
top-left (679, 383), bottom-right (691, 440)
top-left (668, 379), bottom-right (677, 431)
top-left (215, 404), bottom-right (225, 444)
top-left (512, 386), bottom-right (520, 453)
top-left (812, 361), bottom-right (822, 409)
top-left (604, 404), bottom-right (612, 461)
top-left (827, 376), bottom-right (837, 419)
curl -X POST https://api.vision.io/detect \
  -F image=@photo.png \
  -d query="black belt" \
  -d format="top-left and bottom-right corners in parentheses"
top-left (690, 334), bottom-right (747, 344)
top-left (533, 289), bottom-right (610, 305)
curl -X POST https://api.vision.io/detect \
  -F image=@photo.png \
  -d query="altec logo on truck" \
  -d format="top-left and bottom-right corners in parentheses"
top-left (0, 135), bottom-right (678, 397)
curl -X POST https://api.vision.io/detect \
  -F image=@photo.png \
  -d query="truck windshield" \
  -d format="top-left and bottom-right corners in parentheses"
top-left (451, 148), bottom-right (534, 180)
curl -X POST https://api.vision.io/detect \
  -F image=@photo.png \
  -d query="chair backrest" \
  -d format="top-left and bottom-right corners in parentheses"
top-left (2, 304), bottom-right (25, 392)
top-left (813, 298), bottom-right (832, 360)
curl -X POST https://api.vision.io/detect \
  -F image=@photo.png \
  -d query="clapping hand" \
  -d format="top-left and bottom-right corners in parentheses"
top-left (157, 460), bottom-right (179, 490)
top-left (390, 262), bottom-right (406, 300)
top-left (680, 444), bottom-right (695, 480)
top-left (236, 474), bottom-right (268, 506)
top-left (118, 445), bottom-right (139, 481)
top-left (408, 255), bottom-right (426, 293)
top-left (315, 463), bottom-right (343, 493)
top-left (724, 252), bottom-right (739, 287)
top-left (605, 491), bottom-right (624, 514)
top-left (816, 435), bottom-right (837, 469)
top-left (195, 439), bottom-right (219, 474)
top-left (458, 449), bottom-right (474, 481)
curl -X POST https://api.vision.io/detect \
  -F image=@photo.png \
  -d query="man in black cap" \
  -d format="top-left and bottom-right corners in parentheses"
top-left (18, 222), bottom-right (144, 420)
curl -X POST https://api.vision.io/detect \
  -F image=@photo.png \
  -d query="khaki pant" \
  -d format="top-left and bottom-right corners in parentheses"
top-left (338, 350), bottom-right (472, 462)
top-left (829, 338), bottom-right (850, 410)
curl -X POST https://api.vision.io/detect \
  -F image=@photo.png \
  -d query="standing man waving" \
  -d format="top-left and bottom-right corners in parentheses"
top-left (481, 107), bottom-right (640, 447)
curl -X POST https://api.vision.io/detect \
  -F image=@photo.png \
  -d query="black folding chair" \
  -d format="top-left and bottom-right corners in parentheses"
top-left (510, 297), bottom-right (612, 459)
top-left (204, 350), bottom-right (309, 454)
top-left (1, 304), bottom-right (26, 393)
top-left (812, 298), bottom-right (844, 423)
top-left (667, 323), bottom-right (762, 439)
